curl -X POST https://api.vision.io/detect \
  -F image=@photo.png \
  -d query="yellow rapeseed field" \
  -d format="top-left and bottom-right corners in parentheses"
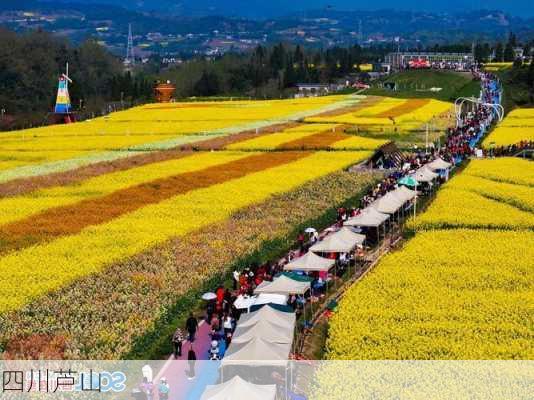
top-left (0, 95), bottom-right (354, 175)
top-left (482, 126), bottom-right (534, 146)
top-left (226, 123), bottom-right (388, 151)
top-left (305, 98), bottom-right (452, 132)
top-left (0, 151), bottom-right (251, 226)
top-left (483, 108), bottom-right (534, 146)
top-left (410, 188), bottom-right (534, 230)
top-left (226, 124), bottom-right (339, 150)
top-left (327, 157), bottom-right (534, 360)
top-left (463, 157), bottom-right (534, 187)
top-left (327, 229), bottom-right (534, 359)
top-left (500, 108), bottom-right (534, 127)
top-left (483, 62), bottom-right (513, 71)
top-left (409, 158), bottom-right (534, 230)
top-left (0, 150), bottom-right (371, 313)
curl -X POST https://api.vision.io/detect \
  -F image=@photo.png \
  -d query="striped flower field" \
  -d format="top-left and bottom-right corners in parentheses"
top-left (0, 92), bottom-right (462, 358)
top-left (0, 94), bottom-right (399, 358)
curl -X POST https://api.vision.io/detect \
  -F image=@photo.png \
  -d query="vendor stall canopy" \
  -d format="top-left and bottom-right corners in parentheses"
top-left (238, 304), bottom-right (296, 330)
top-left (200, 376), bottom-right (276, 400)
top-left (427, 157), bottom-right (452, 171)
top-left (254, 274), bottom-right (311, 296)
top-left (221, 336), bottom-right (291, 367)
top-left (344, 207), bottom-right (390, 228)
top-left (309, 227), bottom-right (365, 253)
top-left (371, 191), bottom-right (405, 214)
top-left (411, 165), bottom-right (439, 182)
top-left (232, 319), bottom-right (294, 345)
top-left (284, 251), bottom-right (335, 272)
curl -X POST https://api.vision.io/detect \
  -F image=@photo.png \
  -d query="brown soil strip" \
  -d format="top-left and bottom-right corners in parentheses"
top-left (377, 98), bottom-right (431, 118)
top-left (0, 151), bottom-right (313, 254)
top-left (310, 96), bottom-right (383, 118)
top-left (0, 122), bottom-right (300, 198)
top-left (277, 125), bottom-right (351, 150)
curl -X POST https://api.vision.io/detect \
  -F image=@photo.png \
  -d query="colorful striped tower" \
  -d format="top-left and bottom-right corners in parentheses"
top-left (54, 63), bottom-right (73, 117)
top-left (54, 76), bottom-right (71, 114)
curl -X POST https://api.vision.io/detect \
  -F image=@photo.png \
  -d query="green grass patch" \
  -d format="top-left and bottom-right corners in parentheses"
top-left (366, 70), bottom-right (479, 102)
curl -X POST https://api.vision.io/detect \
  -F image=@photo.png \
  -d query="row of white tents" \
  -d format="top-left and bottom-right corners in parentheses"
top-left (201, 306), bottom-right (297, 399)
top-left (200, 157), bottom-right (453, 399)
top-left (234, 159), bottom-right (452, 300)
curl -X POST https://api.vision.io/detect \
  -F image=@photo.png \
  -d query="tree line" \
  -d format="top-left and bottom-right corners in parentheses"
top-left (474, 33), bottom-right (533, 63)
top-left (160, 43), bottom-right (388, 98)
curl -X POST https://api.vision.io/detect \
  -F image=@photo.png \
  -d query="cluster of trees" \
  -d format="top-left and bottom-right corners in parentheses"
top-left (0, 28), bottom-right (152, 129)
top-left (162, 43), bottom-right (384, 98)
top-left (474, 33), bottom-right (533, 63)
top-left (501, 58), bottom-right (534, 108)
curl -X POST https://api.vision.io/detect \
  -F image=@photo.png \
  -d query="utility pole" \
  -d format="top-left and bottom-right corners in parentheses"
top-left (425, 123), bottom-right (429, 155)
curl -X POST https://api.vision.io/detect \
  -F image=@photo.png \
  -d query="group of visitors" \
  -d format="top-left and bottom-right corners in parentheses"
top-left (152, 70), bottom-right (502, 398)
top-left (137, 376), bottom-right (170, 400)
top-left (487, 140), bottom-right (533, 157)
top-left (356, 72), bottom-right (501, 217)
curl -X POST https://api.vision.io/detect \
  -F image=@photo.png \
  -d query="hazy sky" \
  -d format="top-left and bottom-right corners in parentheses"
top-left (55, 1), bottom-right (534, 17)
top-left (289, 1), bottom-right (533, 16)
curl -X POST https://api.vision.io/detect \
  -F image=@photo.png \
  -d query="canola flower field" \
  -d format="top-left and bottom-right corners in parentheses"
top-left (0, 95), bottom-right (358, 181)
top-left (1, 93), bottom-right (406, 358)
top-left (305, 98), bottom-right (453, 132)
top-left (482, 108), bottom-right (534, 147)
top-left (327, 157), bottom-right (534, 360)
top-left (0, 92), bottom-right (464, 358)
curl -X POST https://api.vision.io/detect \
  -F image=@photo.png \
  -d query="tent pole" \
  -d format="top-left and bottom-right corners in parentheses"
top-left (285, 367), bottom-right (288, 400)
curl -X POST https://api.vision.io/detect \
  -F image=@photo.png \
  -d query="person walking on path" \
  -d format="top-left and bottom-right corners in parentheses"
top-left (139, 377), bottom-right (154, 400)
top-left (158, 378), bottom-right (170, 400)
top-left (185, 313), bottom-right (198, 342)
top-left (172, 328), bottom-right (184, 358)
top-left (187, 346), bottom-right (197, 380)
top-left (223, 314), bottom-right (233, 336)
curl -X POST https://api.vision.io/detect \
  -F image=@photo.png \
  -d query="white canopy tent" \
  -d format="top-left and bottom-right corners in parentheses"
top-left (427, 157), bottom-right (452, 171)
top-left (221, 337), bottom-right (291, 367)
top-left (371, 192), bottom-right (405, 214)
top-left (233, 293), bottom-right (288, 311)
top-left (393, 186), bottom-right (417, 202)
top-left (283, 251), bottom-right (335, 272)
top-left (334, 227), bottom-right (366, 245)
top-left (254, 275), bottom-right (310, 296)
top-left (238, 305), bottom-right (296, 330)
top-left (411, 166), bottom-right (439, 183)
top-left (309, 228), bottom-right (364, 253)
top-left (232, 319), bottom-right (294, 345)
top-left (200, 376), bottom-right (276, 400)
top-left (344, 207), bottom-right (390, 228)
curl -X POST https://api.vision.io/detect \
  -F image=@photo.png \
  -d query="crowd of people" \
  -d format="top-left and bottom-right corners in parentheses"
top-left (373, 71), bottom-right (501, 204)
top-left (137, 71), bottom-right (503, 400)
top-left (487, 140), bottom-right (534, 157)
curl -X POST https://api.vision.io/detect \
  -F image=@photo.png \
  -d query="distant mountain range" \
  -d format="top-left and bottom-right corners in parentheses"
top-left (48, 0), bottom-right (534, 18)
top-left (1, 0), bottom-right (533, 56)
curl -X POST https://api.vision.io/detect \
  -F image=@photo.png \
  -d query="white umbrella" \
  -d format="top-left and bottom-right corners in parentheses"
top-left (201, 292), bottom-right (217, 301)
top-left (304, 227), bottom-right (317, 233)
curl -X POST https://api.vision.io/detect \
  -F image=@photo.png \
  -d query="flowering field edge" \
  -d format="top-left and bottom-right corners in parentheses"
top-left (124, 175), bottom-right (378, 360)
